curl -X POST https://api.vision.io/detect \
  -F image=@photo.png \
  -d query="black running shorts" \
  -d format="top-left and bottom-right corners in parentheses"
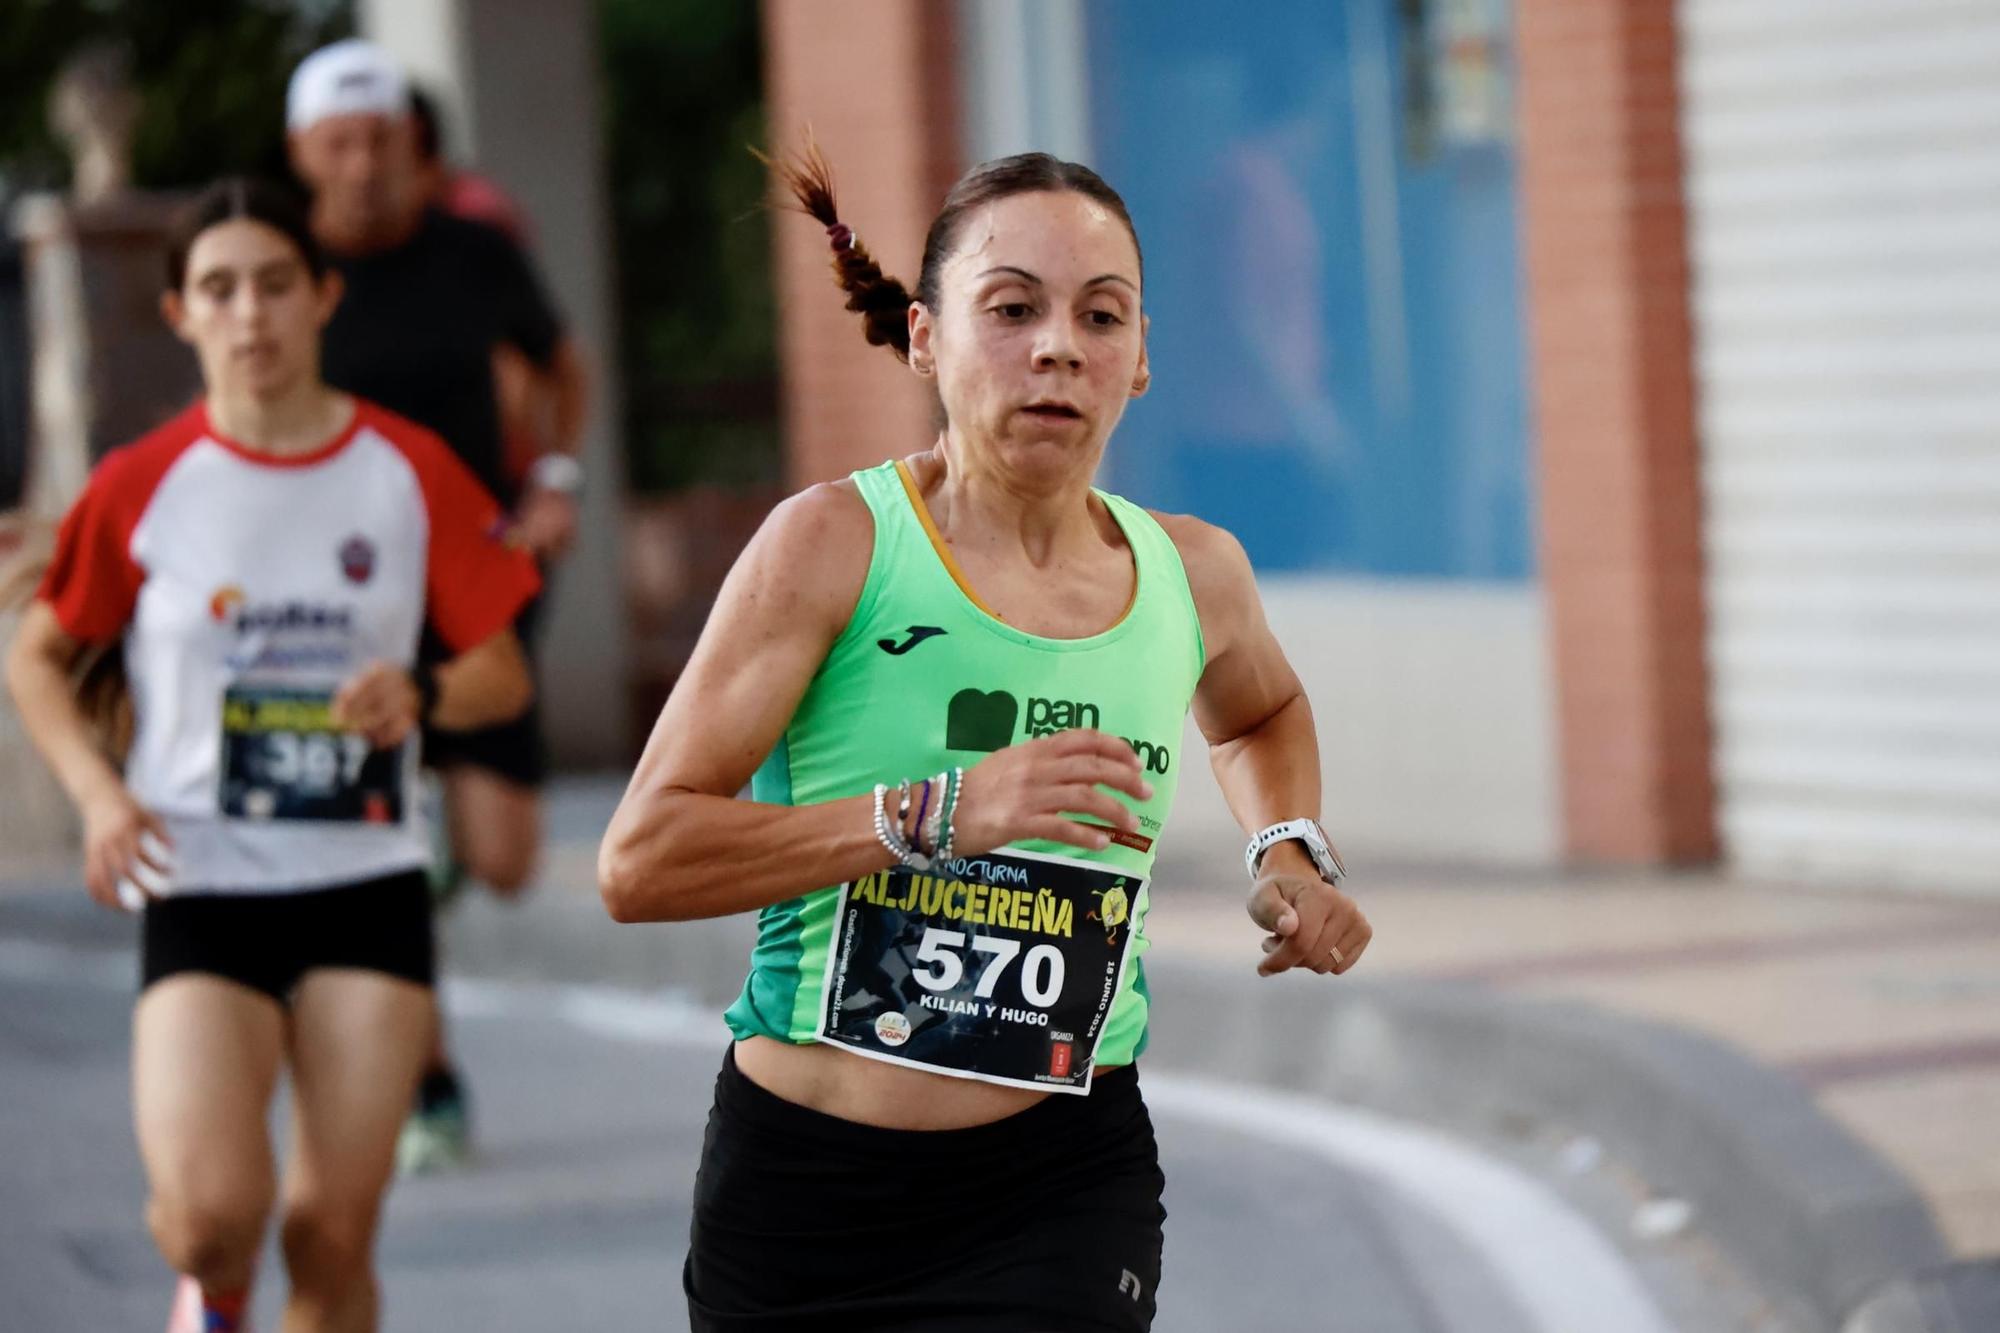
top-left (422, 697), bottom-right (546, 788)
top-left (420, 592), bottom-right (546, 788)
top-left (140, 868), bottom-right (435, 1001)
top-left (685, 1046), bottom-right (1167, 1332)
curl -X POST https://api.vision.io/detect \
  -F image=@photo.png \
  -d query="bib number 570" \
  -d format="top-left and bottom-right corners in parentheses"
top-left (911, 927), bottom-right (1065, 1008)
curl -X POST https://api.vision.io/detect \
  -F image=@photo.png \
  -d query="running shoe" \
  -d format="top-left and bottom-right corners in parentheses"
top-left (166, 1277), bottom-right (249, 1332)
top-left (395, 1066), bottom-right (472, 1176)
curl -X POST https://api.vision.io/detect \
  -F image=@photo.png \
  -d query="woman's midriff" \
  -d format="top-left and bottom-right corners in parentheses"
top-left (733, 1034), bottom-right (1129, 1130)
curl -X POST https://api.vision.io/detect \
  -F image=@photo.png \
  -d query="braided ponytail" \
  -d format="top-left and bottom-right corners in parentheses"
top-left (763, 139), bottom-right (917, 361)
top-left (761, 137), bottom-right (1142, 367)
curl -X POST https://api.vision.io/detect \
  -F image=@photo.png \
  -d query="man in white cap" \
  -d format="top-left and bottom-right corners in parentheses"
top-left (287, 37), bottom-right (592, 1173)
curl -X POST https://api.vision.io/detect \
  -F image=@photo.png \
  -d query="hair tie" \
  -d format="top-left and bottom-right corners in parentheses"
top-left (826, 222), bottom-right (854, 252)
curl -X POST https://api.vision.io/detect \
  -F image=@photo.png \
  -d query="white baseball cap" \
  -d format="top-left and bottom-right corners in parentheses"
top-left (286, 39), bottom-right (411, 132)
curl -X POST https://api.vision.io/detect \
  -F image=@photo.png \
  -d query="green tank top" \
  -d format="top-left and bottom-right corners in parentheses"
top-left (723, 460), bottom-right (1206, 1074)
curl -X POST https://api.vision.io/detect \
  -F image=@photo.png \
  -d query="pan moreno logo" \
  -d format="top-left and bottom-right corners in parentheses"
top-left (946, 688), bottom-right (1017, 751)
top-left (945, 687), bottom-right (1172, 774)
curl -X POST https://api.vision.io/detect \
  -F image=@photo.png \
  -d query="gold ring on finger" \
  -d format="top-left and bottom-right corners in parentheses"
top-left (1328, 944), bottom-right (1345, 967)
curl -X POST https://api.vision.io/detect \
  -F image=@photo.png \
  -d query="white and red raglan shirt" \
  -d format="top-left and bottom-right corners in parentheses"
top-left (36, 399), bottom-right (540, 895)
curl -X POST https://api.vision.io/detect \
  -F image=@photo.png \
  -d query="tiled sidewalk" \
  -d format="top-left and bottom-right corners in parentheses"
top-left (1142, 860), bottom-right (2000, 1258)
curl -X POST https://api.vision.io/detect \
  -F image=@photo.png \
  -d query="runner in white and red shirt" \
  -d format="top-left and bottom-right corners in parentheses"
top-left (4, 178), bottom-right (538, 1333)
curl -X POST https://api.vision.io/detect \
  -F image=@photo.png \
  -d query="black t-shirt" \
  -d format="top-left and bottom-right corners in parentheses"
top-left (320, 209), bottom-right (562, 503)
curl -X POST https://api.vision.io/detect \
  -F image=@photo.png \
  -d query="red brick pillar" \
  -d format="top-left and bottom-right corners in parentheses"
top-left (1516, 0), bottom-right (1717, 862)
top-left (760, 0), bottom-right (961, 488)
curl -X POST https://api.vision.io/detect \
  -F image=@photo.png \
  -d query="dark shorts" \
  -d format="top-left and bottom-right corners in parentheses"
top-left (140, 869), bottom-right (435, 1002)
top-left (422, 700), bottom-right (546, 788)
top-left (685, 1047), bottom-right (1166, 1333)
top-left (421, 592), bottom-right (546, 789)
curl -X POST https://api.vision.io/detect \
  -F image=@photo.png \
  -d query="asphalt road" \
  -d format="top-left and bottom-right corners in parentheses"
top-left (0, 935), bottom-right (1786, 1332)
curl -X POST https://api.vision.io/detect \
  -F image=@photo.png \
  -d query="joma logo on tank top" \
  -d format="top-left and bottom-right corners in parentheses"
top-left (945, 687), bottom-right (1172, 774)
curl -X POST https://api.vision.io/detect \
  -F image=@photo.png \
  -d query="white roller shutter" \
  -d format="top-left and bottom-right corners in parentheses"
top-left (1680, 0), bottom-right (2000, 893)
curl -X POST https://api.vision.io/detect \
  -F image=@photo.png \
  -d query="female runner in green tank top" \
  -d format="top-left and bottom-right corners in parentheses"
top-left (601, 146), bottom-right (1373, 1333)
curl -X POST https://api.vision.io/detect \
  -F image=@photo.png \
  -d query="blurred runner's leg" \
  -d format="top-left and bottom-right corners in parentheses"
top-left (135, 976), bottom-right (284, 1333)
top-left (281, 969), bottom-right (435, 1330)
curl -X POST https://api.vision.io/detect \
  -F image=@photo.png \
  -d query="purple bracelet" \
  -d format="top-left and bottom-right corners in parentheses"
top-left (910, 778), bottom-right (933, 854)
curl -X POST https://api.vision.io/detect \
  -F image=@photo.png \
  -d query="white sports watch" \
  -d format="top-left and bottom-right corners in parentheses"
top-left (529, 452), bottom-right (584, 496)
top-left (1245, 819), bottom-right (1348, 885)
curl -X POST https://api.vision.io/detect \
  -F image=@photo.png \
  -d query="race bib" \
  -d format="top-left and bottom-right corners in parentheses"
top-left (816, 849), bottom-right (1140, 1094)
top-left (218, 685), bottom-right (403, 823)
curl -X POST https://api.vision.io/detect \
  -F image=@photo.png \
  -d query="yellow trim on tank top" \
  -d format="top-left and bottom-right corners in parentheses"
top-left (892, 459), bottom-right (1140, 631)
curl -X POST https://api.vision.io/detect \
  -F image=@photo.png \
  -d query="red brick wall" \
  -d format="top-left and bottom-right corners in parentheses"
top-left (760, 0), bottom-right (962, 488)
top-left (1516, 0), bottom-right (1718, 861)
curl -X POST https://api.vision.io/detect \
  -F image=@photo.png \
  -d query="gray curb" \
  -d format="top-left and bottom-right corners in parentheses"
top-left (1132, 958), bottom-right (1951, 1333)
top-left (1842, 1261), bottom-right (2000, 1333)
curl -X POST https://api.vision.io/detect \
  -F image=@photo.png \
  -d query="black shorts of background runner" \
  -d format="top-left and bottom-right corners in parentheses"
top-left (686, 1047), bottom-right (1166, 1333)
top-left (419, 590), bottom-right (546, 788)
top-left (141, 869), bottom-right (434, 1001)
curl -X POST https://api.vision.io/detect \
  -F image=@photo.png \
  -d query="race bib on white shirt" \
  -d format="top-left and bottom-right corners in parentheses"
top-left (218, 684), bottom-right (403, 824)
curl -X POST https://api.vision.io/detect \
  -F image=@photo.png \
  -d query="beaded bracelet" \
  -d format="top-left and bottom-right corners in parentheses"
top-left (871, 782), bottom-right (931, 871)
top-left (921, 771), bottom-right (948, 857)
top-left (936, 766), bottom-right (964, 862)
top-left (872, 766), bottom-right (968, 871)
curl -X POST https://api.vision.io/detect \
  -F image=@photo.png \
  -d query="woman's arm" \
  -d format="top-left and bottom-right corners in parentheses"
top-left (1159, 513), bottom-right (1372, 978)
top-left (330, 626), bottom-right (533, 749)
top-left (6, 602), bottom-right (127, 816)
top-left (598, 483), bottom-right (882, 922)
top-left (432, 627), bottom-right (533, 730)
top-left (4, 602), bottom-right (170, 906)
top-left (599, 482), bottom-right (1150, 924)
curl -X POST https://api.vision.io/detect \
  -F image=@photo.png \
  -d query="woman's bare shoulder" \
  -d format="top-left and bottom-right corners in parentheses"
top-left (764, 476), bottom-right (872, 548)
top-left (1148, 509), bottom-right (1255, 592)
top-left (727, 477), bottom-right (877, 629)
top-left (1147, 509), bottom-right (1260, 662)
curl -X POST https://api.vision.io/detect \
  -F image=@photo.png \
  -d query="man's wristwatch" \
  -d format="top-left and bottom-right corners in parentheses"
top-left (529, 452), bottom-right (584, 496)
top-left (409, 661), bottom-right (440, 722)
top-left (1245, 818), bottom-right (1348, 886)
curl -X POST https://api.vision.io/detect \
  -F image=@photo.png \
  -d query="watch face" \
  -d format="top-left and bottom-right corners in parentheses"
top-left (1299, 821), bottom-right (1344, 881)
top-left (1248, 821), bottom-right (1336, 883)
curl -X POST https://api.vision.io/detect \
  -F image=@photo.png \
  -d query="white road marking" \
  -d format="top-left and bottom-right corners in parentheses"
top-left (1142, 1074), bottom-right (1677, 1333)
